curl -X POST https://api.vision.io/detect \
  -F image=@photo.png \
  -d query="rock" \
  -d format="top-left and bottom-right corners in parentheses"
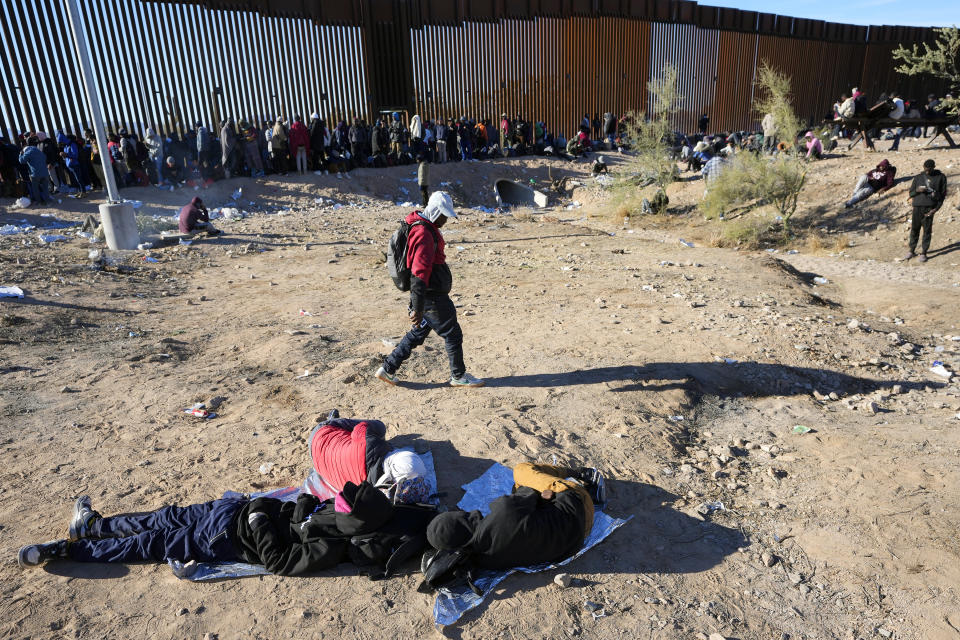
top-left (203, 634), bottom-right (219, 640)
top-left (891, 384), bottom-right (903, 395)
top-left (59, 386), bottom-right (72, 393)
top-left (709, 634), bottom-right (728, 640)
top-left (594, 297), bottom-right (607, 308)
top-left (554, 573), bottom-right (572, 588)
top-left (761, 552), bottom-right (777, 567)
top-left (829, 392), bottom-right (840, 401)
top-left (847, 319), bottom-right (860, 329)
top-left (863, 401), bottom-right (879, 415)
top-left (877, 629), bottom-right (892, 638)
top-left (798, 584), bottom-right (811, 595)
top-left (583, 600), bottom-right (602, 612)
top-left (175, 607), bottom-right (188, 616)
top-left (788, 572), bottom-right (803, 585)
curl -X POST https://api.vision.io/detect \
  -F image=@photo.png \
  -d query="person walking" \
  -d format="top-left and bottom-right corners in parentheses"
top-left (375, 192), bottom-right (484, 388)
top-left (904, 159), bottom-right (947, 263)
top-left (18, 136), bottom-right (51, 204)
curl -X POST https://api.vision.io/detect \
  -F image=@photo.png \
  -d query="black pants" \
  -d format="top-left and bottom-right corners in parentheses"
top-left (420, 184), bottom-right (430, 206)
top-left (909, 206), bottom-right (935, 255)
top-left (384, 294), bottom-right (465, 379)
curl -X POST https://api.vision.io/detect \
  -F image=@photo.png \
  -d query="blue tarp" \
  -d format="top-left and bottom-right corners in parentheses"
top-left (432, 463), bottom-right (631, 627)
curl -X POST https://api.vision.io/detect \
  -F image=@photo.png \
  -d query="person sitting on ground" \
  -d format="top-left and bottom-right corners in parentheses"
top-left (844, 159), bottom-right (896, 208)
top-left (18, 481), bottom-right (438, 578)
top-left (160, 156), bottom-right (184, 187)
top-left (308, 410), bottom-right (430, 504)
top-left (805, 131), bottom-right (823, 160)
top-left (904, 159), bottom-right (947, 263)
top-left (420, 463), bottom-right (605, 590)
top-left (701, 154), bottom-right (728, 195)
top-left (592, 155), bottom-right (608, 175)
top-left (178, 196), bottom-right (218, 235)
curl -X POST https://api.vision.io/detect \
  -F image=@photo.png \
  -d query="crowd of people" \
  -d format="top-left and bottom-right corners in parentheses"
top-left (0, 111), bottom-right (631, 204)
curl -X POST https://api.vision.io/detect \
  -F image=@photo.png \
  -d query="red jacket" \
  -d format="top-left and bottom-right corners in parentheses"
top-left (310, 418), bottom-right (391, 491)
top-left (288, 121), bottom-right (311, 155)
top-left (405, 211), bottom-right (446, 285)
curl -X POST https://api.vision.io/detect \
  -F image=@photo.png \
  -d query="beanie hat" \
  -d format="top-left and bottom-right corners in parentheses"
top-left (427, 511), bottom-right (477, 550)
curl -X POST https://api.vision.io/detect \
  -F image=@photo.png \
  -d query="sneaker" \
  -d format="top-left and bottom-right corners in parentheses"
top-left (18, 540), bottom-right (68, 568)
top-left (68, 495), bottom-right (102, 541)
top-left (577, 467), bottom-right (607, 509)
top-left (918, 254), bottom-right (928, 263)
top-left (902, 252), bottom-right (915, 261)
top-left (450, 373), bottom-right (485, 388)
top-left (375, 366), bottom-right (399, 386)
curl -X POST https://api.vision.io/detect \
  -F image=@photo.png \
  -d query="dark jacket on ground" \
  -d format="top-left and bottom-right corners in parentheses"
top-left (909, 169), bottom-right (947, 210)
top-left (454, 488), bottom-right (587, 569)
top-left (405, 211), bottom-right (452, 314)
top-left (231, 481), bottom-right (437, 576)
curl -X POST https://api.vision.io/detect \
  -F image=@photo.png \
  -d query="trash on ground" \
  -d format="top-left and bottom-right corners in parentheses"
top-left (38, 234), bottom-right (68, 243)
top-left (258, 462), bottom-right (274, 475)
top-left (930, 362), bottom-right (953, 379)
top-left (295, 370), bottom-right (313, 379)
top-left (813, 276), bottom-right (829, 285)
top-left (678, 239), bottom-right (694, 248)
top-left (184, 403), bottom-right (216, 419)
top-left (0, 286), bottom-right (25, 299)
top-left (298, 309), bottom-right (313, 316)
top-left (142, 256), bottom-right (159, 263)
top-left (792, 425), bottom-right (813, 435)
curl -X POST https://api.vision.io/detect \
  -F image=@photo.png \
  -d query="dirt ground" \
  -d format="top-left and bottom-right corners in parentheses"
top-left (1, 135), bottom-right (959, 640)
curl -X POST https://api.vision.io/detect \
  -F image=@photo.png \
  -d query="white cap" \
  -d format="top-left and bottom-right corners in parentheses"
top-left (421, 191), bottom-right (456, 223)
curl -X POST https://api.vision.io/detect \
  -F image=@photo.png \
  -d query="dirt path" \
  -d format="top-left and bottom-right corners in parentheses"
top-left (1, 147), bottom-right (959, 639)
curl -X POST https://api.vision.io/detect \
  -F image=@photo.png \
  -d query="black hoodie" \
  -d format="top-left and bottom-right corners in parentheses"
top-left (909, 169), bottom-right (947, 210)
top-left (231, 481), bottom-right (436, 576)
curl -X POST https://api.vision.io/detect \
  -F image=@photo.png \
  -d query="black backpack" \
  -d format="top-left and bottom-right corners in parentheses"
top-left (417, 548), bottom-right (482, 595)
top-left (387, 219), bottom-right (438, 291)
top-left (347, 503), bottom-right (439, 580)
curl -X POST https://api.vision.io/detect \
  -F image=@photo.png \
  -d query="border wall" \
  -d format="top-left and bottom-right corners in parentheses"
top-left (0, 0), bottom-right (945, 140)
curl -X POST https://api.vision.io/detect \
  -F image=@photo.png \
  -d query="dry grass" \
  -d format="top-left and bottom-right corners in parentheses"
top-left (832, 234), bottom-right (852, 252)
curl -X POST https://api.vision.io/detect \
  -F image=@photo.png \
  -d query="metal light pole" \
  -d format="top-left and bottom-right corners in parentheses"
top-left (64, 0), bottom-right (139, 250)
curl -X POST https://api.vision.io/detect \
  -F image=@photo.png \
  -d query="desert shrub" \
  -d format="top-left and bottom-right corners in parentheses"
top-left (610, 64), bottom-right (681, 217)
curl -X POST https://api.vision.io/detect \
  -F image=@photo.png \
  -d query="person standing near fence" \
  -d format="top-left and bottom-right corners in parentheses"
top-left (289, 116), bottom-right (310, 176)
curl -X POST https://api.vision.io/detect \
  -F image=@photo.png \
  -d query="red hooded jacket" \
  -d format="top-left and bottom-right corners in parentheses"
top-left (867, 159), bottom-right (896, 192)
top-left (288, 121), bottom-right (311, 156)
top-left (310, 418), bottom-right (392, 491)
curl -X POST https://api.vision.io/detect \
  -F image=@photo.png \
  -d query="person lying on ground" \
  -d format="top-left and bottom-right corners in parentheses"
top-left (308, 410), bottom-right (431, 503)
top-left (419, 463), bottom-right (605, 590)
top-left (376, 191), bottom-right (484, 388)
top-left (178, 196), bottom-right (219, 235)
top-left (844, 159), bottom-right (896, 208)
top-left (18, 480), bottom-right (437, 578)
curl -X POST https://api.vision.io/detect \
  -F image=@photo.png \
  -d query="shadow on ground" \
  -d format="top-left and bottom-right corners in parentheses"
top-left (485, 361), bottom-right (943, 397)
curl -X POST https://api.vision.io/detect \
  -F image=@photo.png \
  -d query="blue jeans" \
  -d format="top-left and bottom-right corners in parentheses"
top-left (30, 176), bottom-right (51, 203)
top-left (384, 294), bottom-right (465, 378)
top-left (68, 498), bottom-right (244, 563)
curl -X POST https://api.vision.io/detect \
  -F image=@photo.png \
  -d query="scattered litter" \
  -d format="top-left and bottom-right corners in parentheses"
top-left (668, 415), bottom-right (684, 422)
top-left (714, 356), bottom-right (737, 364)
top-left (11, 197), bottom-right (31, 209)
top-left (813, 277), bottom-right (829, 285)
top-left (298, 309), bottom-right (313, 316)
top-left (38, 234), bottom-right (68, 243)
top-left (142, 256), bottom-right (159, 263)
top-left (787, 249), bottom-right (799, 254)
top-left (696, 501), bottom-right (725, 515)
top-left (258, 462), bottom-right (274, 475)
top-left (594, 174), bottom-right (614, 186)
top-left (295, 370), bottom-right (313, 379)
top-left (678, 239), bottom-right (694, 248)
top-left (184, 403), bottom-right (216, 419)
top-left (395, 201), bottom-right (415, 207)
top-left (0, 286), bottom-right (25, 299)
top-left (792, 425), bottom-right (813, 435)
top-left (765, 248), bottom-right (778, 253)
top-left (76, 231), bottom-right (94, 239)
top-left (123, 199), bottom-right (143, 209)
top-left (471, 205), bottom-right (498, 214)
top-left (137, 242), bottom-right (153, 250)
top-left (565, 200), bottom-right (582, 210)
top-left (178, 238), bottom-right (192, 246)
top-left (930, 361), bottom-right (953, 379)
top-left (231, 188), bottom-right (242, 200)
top-left (583, 600), bottom-right (602, 612)
top-left (382, 338), bottom-right (397, 348)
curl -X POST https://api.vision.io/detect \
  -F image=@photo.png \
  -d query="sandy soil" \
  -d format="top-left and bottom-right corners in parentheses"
top-left (1, 136), bottom-right (959, 640)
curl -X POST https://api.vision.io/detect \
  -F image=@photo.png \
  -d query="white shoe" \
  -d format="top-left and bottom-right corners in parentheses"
top-left (450, 373), bottom-right (485, 387)
top-left (375, 366), bottom-right (399, 386)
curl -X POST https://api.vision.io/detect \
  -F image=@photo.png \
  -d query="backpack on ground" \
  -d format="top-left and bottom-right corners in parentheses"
top-left (387, 219), bottom-right (438, 291)
top-left (838, 97), bottom-right (856, 119)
